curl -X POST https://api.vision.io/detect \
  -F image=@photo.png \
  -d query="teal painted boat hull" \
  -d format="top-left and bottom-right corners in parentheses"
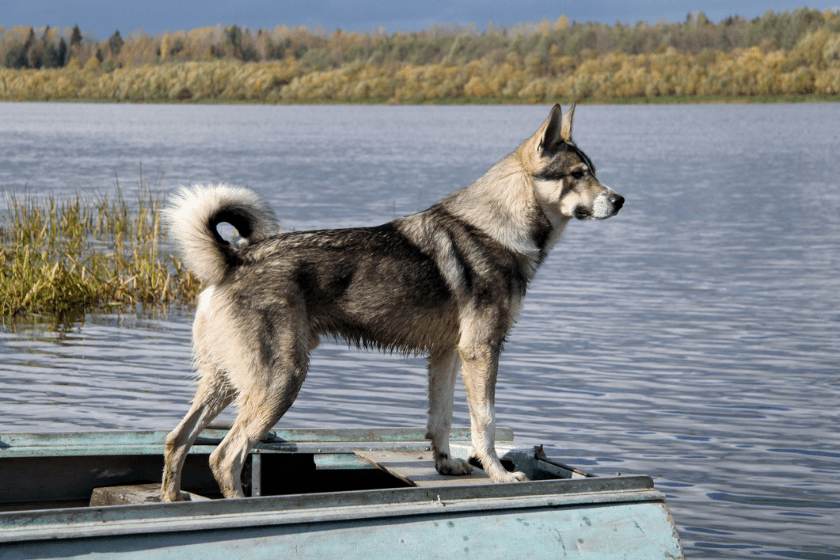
top-left (0, 429), bottom-right (684, 559)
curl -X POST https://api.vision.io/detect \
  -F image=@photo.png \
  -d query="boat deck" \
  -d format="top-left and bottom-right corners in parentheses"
top-left (0, 427), bottom-right (589, 508)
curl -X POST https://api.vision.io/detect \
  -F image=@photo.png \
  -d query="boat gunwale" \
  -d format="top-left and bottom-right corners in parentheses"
top-left (0, 428), bottom-right (513, 458)
top-left (0, 477), bottom-right (664, 543)
top-left (0, 427), bottom-right (512, 446)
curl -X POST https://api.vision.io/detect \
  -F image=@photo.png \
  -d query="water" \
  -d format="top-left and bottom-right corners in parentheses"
top-left (1, 102), bottom-right (839, 558)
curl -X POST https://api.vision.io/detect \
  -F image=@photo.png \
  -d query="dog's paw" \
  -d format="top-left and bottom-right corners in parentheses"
top-left (161, 490), bottom-right (192, 502)
top-left (489, 470), bottom-right (529, 483)
top-left (436, 456), bottom-right (474, 476)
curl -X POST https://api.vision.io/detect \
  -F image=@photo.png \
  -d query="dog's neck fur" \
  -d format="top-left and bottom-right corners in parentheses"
top-left (440, 139), bottom-right (570, 279)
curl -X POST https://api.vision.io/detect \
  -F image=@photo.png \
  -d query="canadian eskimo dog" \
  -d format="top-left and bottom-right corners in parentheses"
top-left (161, 104), bottom-right (624, 500)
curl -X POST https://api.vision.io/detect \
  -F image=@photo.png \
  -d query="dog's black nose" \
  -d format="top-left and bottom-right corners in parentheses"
top-left (610, 193), bottom-right (625, 212)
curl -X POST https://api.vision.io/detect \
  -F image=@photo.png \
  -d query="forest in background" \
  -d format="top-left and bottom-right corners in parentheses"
top-left (1, 8), bottom-right (840, 103)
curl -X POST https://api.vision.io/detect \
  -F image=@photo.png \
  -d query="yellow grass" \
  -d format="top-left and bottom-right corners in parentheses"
top-left (0, 185), bottom-right (201, 324)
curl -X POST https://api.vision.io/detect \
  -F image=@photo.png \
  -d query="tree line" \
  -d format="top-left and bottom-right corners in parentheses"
top-left (0, 8), bottom-right (839, 103)
top-left (2, 9), bottom-right (838, 70)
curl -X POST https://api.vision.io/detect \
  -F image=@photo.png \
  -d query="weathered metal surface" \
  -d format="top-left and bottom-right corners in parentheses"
top-left (313, 453), bottom-right (379, 470)
top-left (251, 453), bottom-right (263, 496)
top-left (0, 429), bottom-right (685, 559)
top-left (2, 502), bottom-right (683, 559)
top-left (3, 478), bottom-right (669, 537)
top-left (355, 450), bottom-right (491, 487)
top-left (534, 444), bottom-right (593, 479)
top-left (0, 478), bottom-right (683, 559)
top-left (0, 428), bottom-right (513, 458)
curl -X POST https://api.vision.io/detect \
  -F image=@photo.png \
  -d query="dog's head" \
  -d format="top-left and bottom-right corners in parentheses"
top-left (526, 104), bottom-right (624, 222)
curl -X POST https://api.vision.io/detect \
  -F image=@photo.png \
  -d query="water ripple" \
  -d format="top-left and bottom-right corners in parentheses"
top-left (2, 103), bottom-right (840, 559)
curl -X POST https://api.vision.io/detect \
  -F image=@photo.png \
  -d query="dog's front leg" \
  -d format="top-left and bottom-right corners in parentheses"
top-left (426, 348), bottom-right (473, 476)
top-left (459, 340), bottom-right (528, 483)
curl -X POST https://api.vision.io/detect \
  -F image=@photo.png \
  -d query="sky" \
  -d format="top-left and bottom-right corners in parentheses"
top-left (3, 1), bottom-right (839, 41)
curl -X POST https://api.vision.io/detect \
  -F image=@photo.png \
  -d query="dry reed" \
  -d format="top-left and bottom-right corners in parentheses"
top-left (0, 184), bottom-right (201, 323)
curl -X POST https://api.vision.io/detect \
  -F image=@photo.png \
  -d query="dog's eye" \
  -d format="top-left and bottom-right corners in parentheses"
top-left (571, 170), bottom-right (585, 180)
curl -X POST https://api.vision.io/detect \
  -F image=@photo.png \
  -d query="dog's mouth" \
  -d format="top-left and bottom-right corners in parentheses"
top-left (574, 207), bottom-right (593, 220)
top-left (575, 193), bottom-right (625, 220)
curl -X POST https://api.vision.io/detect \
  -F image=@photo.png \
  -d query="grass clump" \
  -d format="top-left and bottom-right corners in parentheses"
top-left (0, 186), bottom-right (201, 323)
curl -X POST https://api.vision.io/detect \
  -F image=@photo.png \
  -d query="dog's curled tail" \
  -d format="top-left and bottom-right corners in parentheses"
top-left (164, 185), bottom-right (278, 286)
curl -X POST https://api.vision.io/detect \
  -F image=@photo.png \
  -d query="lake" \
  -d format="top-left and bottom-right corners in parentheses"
top-left (1, 101), bottom-right (838, 558)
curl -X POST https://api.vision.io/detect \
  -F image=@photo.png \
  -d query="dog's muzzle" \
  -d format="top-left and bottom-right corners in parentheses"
top-left (581, 190), bottom-right (625, 220)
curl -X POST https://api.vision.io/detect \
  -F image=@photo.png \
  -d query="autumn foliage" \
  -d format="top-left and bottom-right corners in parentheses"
top-left (1, 8), bottom-right (840, 103)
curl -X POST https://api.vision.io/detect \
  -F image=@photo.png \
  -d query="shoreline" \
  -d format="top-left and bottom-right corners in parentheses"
top-left (3, 94), bottom-right (840, 105)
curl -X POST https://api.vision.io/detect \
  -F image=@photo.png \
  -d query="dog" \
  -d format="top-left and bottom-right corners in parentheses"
top-left (161, 104), bottom-right (624, 501)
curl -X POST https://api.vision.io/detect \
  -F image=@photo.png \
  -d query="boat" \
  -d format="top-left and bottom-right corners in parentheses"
top-left (0, 427), bottom-right (684, 558)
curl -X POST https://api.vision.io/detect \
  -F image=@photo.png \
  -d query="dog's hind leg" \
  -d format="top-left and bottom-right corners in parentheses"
top-left (459, 338), bottom-right (528, 483)
top-left (426, 348), bottom-right (473, 476)
top-left (162, 366), bottom-right (234, 502)
top-left (209, 338), bottom-right (310, 499)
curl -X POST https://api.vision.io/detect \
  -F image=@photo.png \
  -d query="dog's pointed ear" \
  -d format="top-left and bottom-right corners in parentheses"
top-left (539, 104), bottom-right (565, 154)
top-left (560, 102), bottom-right (576, 143)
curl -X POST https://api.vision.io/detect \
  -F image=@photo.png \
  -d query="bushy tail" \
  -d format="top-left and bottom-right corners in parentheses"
top-left (164, 185), bottom-right (278, 286)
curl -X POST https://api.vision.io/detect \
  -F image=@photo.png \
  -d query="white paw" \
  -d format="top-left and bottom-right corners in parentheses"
top-left (161, 490), bottom-right (192, 502)
top-left (436, 456), bottom-right (474, 476)
top-left (489, 469), bottom-right (529, 483)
